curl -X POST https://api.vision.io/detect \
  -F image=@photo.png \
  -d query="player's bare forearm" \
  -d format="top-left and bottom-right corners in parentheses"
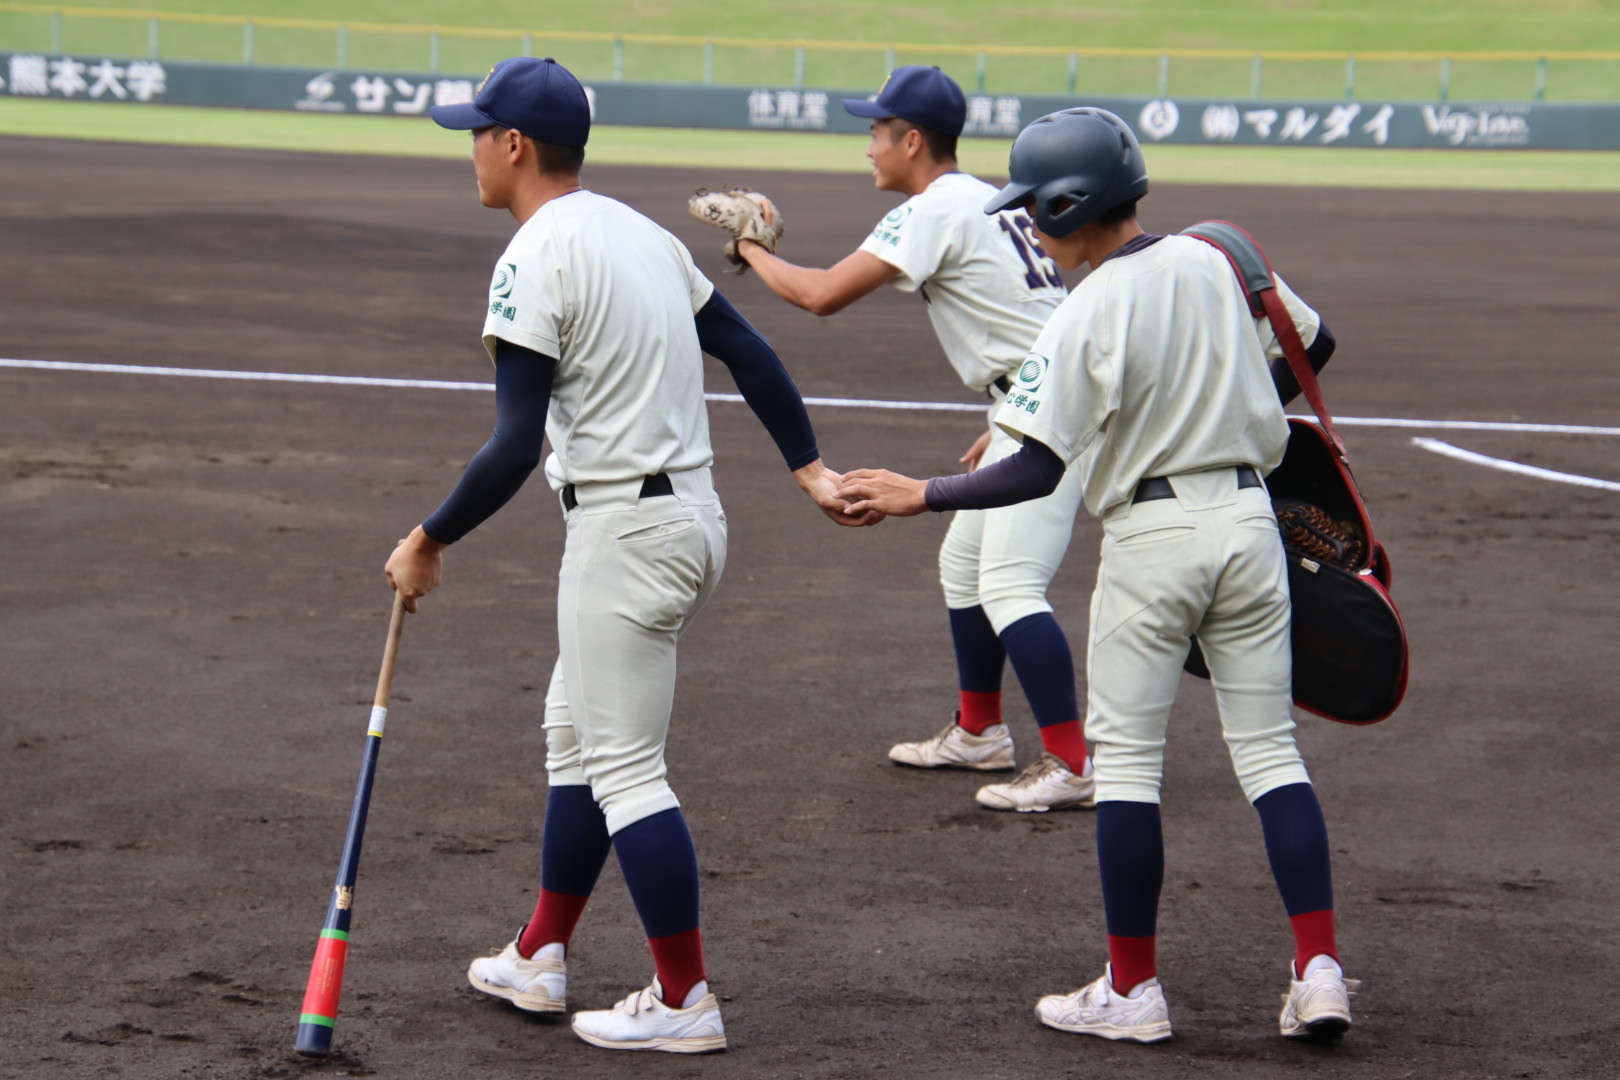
top-left (739, 242), bottom-right (895, 316)
top-left (835, 469), bottom-right (930, 517)
top-left (737, 243), bottom-right (835, 312)
top-left (794, 459), bottom-right (885, 527)
top-left (384, 526), bottom-right (446, 612)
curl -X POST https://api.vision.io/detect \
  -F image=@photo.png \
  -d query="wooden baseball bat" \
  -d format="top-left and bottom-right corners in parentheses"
top-left (294, 591), bottom-right (408, 1057)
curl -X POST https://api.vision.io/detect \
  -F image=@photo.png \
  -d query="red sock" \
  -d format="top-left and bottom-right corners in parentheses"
top-left (1108, 934), bottom-right (1157, 995)
top-left (648, 927), bottom-right (707, 1008)
top-left (517, 888), bottom-right (590, 957)
top-left (1289, 909), bottom-right (1338, 975)
top-left (957, 691), bottom-right (1002, 735)
top-left (1037, 719), bottom-right (1089, 773)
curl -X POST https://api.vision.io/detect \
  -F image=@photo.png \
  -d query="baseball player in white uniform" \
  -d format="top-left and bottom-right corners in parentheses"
top-left (835, 108), bottom-right (1356, 1044)
top-left (731, 65), bottom-right (1097, 813)
top-left (384, 57), bottom-right (876, 1055)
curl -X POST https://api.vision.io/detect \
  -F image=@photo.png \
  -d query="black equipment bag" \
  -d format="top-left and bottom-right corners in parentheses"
top-left (1179, 221), bottom-right (1409, 725)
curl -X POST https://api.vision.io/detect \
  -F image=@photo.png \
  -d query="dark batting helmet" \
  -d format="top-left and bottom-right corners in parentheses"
top-left (983, 107), bottom-right (1149, 239)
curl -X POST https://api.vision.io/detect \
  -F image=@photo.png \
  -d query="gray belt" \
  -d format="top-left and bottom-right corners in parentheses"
top-left (561, 472), bottom-right (673, 512)
top-left (1133, 466), bottom-right (1262, 504)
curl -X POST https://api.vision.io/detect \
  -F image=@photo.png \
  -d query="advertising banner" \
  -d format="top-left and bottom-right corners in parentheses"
top-left (4, 53), bottom-right (1617, 150)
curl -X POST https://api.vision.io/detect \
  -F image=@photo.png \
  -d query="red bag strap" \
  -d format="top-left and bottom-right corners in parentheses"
top-left (1180, 220), bottom-right (1350, 467)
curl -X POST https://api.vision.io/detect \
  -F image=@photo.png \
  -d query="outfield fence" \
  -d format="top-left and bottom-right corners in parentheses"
top-left (1, 2), bottom-right (1618, 103)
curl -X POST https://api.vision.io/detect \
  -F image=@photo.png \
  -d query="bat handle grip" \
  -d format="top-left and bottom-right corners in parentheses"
top-left (374, 590), bottom-right (407, 709)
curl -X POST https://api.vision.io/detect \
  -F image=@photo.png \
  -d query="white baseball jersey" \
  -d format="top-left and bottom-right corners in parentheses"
top-left (482, 190), bottom-right (717, 488)
top-left (995, 234), bottom-right (1323, 517)
top-left (859, 172), bottom-right (1066, 392)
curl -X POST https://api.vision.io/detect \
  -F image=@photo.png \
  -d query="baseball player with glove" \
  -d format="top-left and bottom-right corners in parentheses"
top-left (690, 65), bottom-right (1096, 814)
top-left (834, 108), bottom-right (1355, 1043)
top-left (384, 57), bottom-right (877, 1055)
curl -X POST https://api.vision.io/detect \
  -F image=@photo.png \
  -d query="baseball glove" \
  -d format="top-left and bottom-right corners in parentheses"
top-left (1274, 499), bottom-right (1365, 569)
top-left (687, 186), bottom-right (784, 274)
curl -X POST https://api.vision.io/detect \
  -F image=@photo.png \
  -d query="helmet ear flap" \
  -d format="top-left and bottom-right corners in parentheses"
top-left (1036, 187), bottom-right (1089, 239)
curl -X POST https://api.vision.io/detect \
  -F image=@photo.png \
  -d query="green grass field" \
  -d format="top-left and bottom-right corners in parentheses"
top-left (5, 97), bottom-right (1619, 192)
top-left (13, 0), bottom-right (1620, 52)
top-left (3, 1), bottom-right (1618, 100)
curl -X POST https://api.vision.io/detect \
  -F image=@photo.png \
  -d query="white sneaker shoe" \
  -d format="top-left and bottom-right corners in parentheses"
top-left (888, 716), bottom-right (1015, 771)
top-left (1278, 957), bottom-right (1359, 1040)
top-left (1036, 965), bottom-right (1172, 1043)
top-left (467, 939), bottom-right (566, 1014)
top-left (975, 752), bottom-right (1096, 812)
top-left (570, 979), bottom-right (727, 1053)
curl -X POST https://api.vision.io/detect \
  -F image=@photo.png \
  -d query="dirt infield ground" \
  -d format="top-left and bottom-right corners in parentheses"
top-left (2, 136), bottom-right (1617, 1080)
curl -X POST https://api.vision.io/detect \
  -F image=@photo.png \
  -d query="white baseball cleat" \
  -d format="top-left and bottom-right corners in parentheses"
top-left (570, 979), bottom-right (727, 1053)
top-left (975, 752), bottom-right (1096, 812)
top-left (467, 939), bottom-right (567, 1014)
top-left (888, 717), bottom-right (1015, 771)
top-left (1278, 956), bottom-right (1359, 1040)
top-left (1036, 965), bottom-right (1172, 1042)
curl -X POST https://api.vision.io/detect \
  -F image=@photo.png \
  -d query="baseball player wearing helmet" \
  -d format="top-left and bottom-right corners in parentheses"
top-left (836, 107), bottom-right (1355, 1043)
top-left (728, 65), bottom-right (1096, 813)
top-left (384, 57), bottom-right (877, 1055)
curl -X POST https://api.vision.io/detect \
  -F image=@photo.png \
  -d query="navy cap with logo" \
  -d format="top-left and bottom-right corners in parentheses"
top-left (842, 65), bottom-right (966, 137)
top-left (431, 57), bottom-right (591, 147)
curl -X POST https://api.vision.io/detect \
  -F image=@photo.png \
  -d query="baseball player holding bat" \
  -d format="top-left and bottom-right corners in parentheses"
top-left (384, 57), bottom-right (876, 1054)
top-left (835, 107), bottom-right (1356, 1043)
top-left (691, 66), bottom-right (1095, 813)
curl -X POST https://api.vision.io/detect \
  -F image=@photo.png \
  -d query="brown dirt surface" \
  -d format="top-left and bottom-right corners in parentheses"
top-left (2, 135), bottom-right (1618, 1080)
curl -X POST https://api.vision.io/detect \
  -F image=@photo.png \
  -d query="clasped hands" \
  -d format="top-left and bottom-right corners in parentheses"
top-left (793, 458), bottom-right (930, 521)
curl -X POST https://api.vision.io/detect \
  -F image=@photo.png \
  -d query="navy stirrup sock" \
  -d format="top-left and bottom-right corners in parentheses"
top-left (999, 612), bottom-right (1080, 728)
top-left (519, 784), bottom-right (613, 955)
top-left (1254, 783), bottom-right (1334, 916)
top-left (949, 604), bottom-right (1006, 692)
top-left (613, 808), bottom-right (707, 1006)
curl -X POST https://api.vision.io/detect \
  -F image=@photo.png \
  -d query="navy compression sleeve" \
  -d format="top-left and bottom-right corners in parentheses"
top-left (923, 437), bottom-right (1066, 512)
top-left (694, 290), bottom-right (820, 470)
top-left (1272, 319), bottom-right (1336, 407)
top-left (420, 340), bottom-right (554, 545)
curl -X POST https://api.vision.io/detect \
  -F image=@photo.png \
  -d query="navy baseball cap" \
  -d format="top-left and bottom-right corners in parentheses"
top-left (842, 65), bottom-right (966, 137)
top-left (431, 57), bottom-right (590, 147)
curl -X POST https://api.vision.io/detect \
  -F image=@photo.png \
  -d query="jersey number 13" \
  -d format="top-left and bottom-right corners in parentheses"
top-left (998, 214), bottom-right (1064, 290)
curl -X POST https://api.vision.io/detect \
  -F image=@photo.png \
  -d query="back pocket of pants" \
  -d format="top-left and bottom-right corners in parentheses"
top-left (1112, 522), bottom-right (1197, 548)
top-left (613, 515), bottom-right (698, 546)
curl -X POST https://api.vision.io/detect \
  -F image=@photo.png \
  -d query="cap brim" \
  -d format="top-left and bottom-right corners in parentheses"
top-left (841, 97), bottom-right (896, 119)
top-left (983, 180), bottom-right (1037, 216)
top-left (431, 101), bottom-right (496, 130)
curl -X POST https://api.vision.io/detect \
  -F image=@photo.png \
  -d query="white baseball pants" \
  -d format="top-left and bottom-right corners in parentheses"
top-left (938, 420), bottom-right (1086, 632)
top-left (542, 467), bottom-right (727, 835)
top-left (1084, 467), bottom-right (1310, 805)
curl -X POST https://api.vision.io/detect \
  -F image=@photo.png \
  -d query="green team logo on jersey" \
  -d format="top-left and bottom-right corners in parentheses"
top-left (1015, 356), bottom-right (1045, 393)
top-left (868, 205), bottom-right (912, 248)
top-left (491, 262), bottom-right (517, 299)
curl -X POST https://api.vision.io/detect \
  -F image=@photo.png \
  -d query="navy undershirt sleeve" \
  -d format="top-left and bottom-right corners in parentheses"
top-left (1272, 319), bottom-right (1336, 407)
top-left (694, 290), bottom-right (820, 471)
top-left (923, 437), bottom-right (1066, 512)
top-left (420, 340), bottom-right (554, 545)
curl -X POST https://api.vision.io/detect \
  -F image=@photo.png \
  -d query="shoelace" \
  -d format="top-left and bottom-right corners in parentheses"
top-left (1011, 756), bottom-right (1064, 788)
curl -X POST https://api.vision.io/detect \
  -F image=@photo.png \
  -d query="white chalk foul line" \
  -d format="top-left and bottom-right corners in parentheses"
top-left (5, 357), bottom-right (1620, 433)
top-left (0, 358), bottom-right (496, 392)
top-left (1412, 437), bottom-right (1620, 492)
top-left (0, 358), bottom-right (984, 410)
